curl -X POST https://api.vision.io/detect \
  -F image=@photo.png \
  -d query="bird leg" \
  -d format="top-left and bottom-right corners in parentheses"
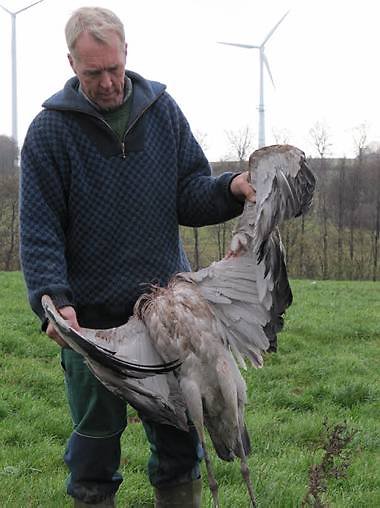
top-left (201, 436), bottom-right (220, 508)
top-left (236, 433), bottom-right (257, 507)
top-left (179, 376), bottom-right (220, 507)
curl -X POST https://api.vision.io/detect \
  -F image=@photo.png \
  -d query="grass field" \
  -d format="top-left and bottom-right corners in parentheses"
top-left (0, 272), bottom-right (379, 507)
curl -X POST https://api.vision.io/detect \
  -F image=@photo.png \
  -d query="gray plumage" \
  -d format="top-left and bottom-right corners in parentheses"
top-left (42, 144), bottom-right (315, 507)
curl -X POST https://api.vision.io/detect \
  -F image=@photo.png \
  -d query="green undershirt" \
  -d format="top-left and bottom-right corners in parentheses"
top-left (102, 90), bottom-right (133, 142)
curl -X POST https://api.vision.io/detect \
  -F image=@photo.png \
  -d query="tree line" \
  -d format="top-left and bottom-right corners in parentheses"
top-left (0, 134), bottom-right (379, 280)
top-left (183, 151), bottom-right (380, 282)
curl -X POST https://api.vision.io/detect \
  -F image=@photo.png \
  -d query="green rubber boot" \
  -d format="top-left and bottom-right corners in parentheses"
top-left (154, 479), bottom-right (202, 507)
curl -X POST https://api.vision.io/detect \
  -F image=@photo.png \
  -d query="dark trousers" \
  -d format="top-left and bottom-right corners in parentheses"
top-left (61, 348), bottom-right (202, 504)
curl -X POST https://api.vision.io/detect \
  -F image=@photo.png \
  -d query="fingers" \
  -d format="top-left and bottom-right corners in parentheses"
top-left (58, 306), bottom-right (80, 331)
top-left (46, 322), bottom-right (69, 347)
top-left (46, 305), bottom-right (80, 347)
top-left (230, 172), bottom-right (256, 203)
top-left (244, 183), bottom-right (256, 203)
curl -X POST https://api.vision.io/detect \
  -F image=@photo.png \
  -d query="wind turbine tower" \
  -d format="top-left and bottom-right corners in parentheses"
top-left (218, 11), bottom-right (289, 148)
top-left (0, 0), bottom-right (45, 145)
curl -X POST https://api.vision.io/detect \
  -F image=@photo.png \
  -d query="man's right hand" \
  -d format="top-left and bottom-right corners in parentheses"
top-left (46, 305), bottom-right (80, 347)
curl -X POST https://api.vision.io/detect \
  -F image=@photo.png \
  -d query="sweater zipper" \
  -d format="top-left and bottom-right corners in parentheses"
top-left (97, 104), bottom-right (149, 159)
top-left (99, 90), bottom-right (165, 159)
top-left (120, 90), bottom-right (166, 159)
top-left (94, 116), bottom-right (128, 159)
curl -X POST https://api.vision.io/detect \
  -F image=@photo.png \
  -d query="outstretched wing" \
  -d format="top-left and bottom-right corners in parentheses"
top-left (181, 145), bottom-right (316, 366)
top-left (42, 295), bottom-right (188, 430)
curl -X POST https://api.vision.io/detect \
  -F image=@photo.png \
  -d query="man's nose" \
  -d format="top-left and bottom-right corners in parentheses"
top-left (99, 72), bottom-right (112, 89)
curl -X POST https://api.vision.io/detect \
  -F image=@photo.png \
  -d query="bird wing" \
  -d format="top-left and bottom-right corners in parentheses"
top-left (250, 144), bottom-right (316, 263)
top-left (41, 295), bottom-right (188, 430)
top-left (181, 145), bottom-right (316, 366)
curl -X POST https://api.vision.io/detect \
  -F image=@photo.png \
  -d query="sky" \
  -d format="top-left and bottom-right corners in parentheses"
top-left (0, 0), bottom-right (379, 160)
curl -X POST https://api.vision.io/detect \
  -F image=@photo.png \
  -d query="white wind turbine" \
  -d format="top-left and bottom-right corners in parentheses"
top-left (218, 11), bottom-right (289, 148)
top-left (0, 0), bottom-right (45, 145)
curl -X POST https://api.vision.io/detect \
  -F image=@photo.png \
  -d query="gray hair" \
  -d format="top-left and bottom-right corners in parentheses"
top-left (65, 7), bottom-right (125, 55)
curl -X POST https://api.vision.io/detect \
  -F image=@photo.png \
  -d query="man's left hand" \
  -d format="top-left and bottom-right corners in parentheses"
top-left (230, 172), bottom-right (256, 203)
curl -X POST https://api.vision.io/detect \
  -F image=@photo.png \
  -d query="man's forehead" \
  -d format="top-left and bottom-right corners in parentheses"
top-left (72, 30), bottom-right (125, 58)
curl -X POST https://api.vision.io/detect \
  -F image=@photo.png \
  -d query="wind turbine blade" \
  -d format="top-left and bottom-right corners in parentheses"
top-left (0, 4), bottom-right (12, 14)
top-left (263, 53), bottom-right (275, 88)
top-left (261, 10), bottom-right (290, 46)
top-left (15, 0), bottom-right (44, 15)
top-left (217, 41), bottom-right (260, 49)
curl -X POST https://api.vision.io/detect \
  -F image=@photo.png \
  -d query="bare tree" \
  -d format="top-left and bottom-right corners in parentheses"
top-left (309, 121), bottom-right (332, 159)
top-left (225, 126), bottom-right (255, 165)
top-left (0, 135), bottom-right (19, 173)
top-left (213, 221), bottom-right (235, 260)
top-left (329, 158), bottom-right (347, 278)
top-left (345, 127), bottom-right (369, 279)
top-left (0, 135), bottom-right (20, 269)
top-left (309, 122), bottom-right (332, 279)
top-left (194, 129), bottom-right (208, 153)
top-left (0, 171), bottom-right (20, 270)
top-left (214, 127), bottom-right (255, 261)
top-left (350, 123), bottom-right (370, 278)
top-left (352, 122), bottom-right (368, 160)
top-left (272, 127), bottom-right (291, 145)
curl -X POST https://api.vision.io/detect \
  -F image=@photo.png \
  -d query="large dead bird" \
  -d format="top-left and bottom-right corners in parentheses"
top-left (42, 144), bottom-right (316, 507)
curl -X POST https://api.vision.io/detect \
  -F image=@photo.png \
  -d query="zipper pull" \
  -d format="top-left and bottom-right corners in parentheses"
top-left (121, 142), bottom-right (127, 159)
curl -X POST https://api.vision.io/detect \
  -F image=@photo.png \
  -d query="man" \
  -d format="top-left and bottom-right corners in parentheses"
top-left (20, 7), bottom-right (255, 507)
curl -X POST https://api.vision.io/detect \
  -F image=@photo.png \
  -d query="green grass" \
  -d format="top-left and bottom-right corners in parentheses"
top-left (0, 273), bottom-right (379, 507)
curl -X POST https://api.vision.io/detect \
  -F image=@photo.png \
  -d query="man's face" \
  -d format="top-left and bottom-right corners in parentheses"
top-left (68, 30), bottom-right (127, 111)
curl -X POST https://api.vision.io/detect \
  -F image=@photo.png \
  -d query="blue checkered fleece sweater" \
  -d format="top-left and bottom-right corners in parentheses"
top-left (20, 70), bottom-right (243, 328)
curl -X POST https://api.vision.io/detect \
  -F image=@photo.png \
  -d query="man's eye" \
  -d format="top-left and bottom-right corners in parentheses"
top-left (86, 70), bottom-right (100, 77)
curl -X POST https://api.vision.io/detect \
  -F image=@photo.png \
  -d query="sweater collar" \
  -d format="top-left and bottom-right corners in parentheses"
top-left (42, 70), bottom-right (167, 123)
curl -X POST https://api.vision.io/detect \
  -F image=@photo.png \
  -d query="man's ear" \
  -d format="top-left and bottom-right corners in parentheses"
top-left (125, 43), bottom-right (128, 58)
top-left (67, 53), bottom-right (75, 73)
